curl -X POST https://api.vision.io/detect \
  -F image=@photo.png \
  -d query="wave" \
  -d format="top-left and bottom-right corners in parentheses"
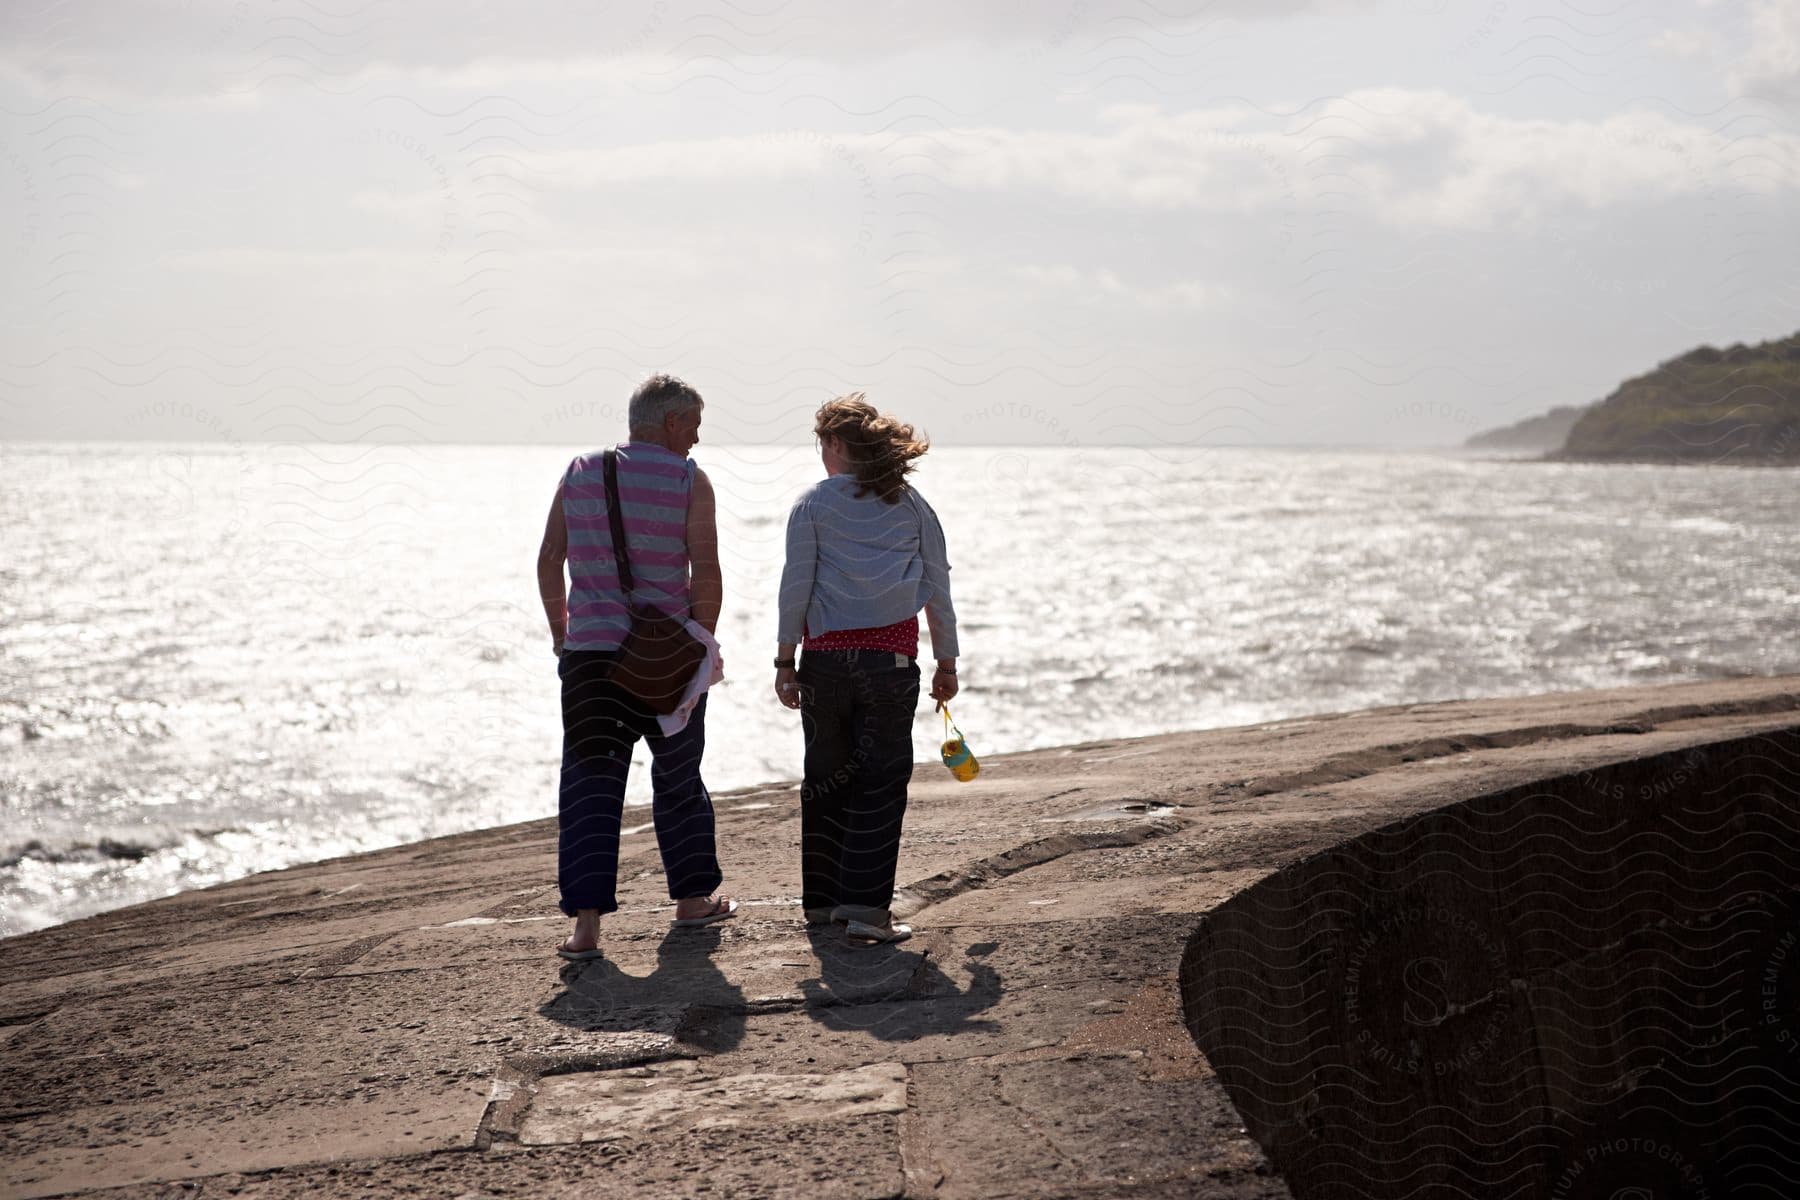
top-left (0, 829), bottom-right (237, 870)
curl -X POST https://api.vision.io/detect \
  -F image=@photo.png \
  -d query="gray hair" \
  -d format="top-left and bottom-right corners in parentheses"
top-left (627, 373), bottom-right (704, 430)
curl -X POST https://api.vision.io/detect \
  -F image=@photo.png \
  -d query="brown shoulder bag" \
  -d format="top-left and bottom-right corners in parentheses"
top-left (600, 447), bottom-right (708, 715)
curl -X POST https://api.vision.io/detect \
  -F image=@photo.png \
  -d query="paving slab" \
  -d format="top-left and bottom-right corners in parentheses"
top-left (519, 1060), bottom-right (909, 1145)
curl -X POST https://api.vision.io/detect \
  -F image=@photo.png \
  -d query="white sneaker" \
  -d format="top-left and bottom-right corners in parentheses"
top-left (845, 919), bottom-right (913, 945)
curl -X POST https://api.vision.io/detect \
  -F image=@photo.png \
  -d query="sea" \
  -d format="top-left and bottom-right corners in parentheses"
top-left (3, 442), bottom-right (1797, 938)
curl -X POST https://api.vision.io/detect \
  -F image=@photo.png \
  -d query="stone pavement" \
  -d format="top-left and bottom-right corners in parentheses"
top-left (3, 675), bottom-right (1797, 1199)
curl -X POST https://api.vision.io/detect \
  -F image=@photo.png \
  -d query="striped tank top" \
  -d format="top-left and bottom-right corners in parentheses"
top-left (562, 441), bottom-right (696, 652)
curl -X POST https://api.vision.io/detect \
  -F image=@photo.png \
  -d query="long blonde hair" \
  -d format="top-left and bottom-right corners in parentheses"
top-left (814, 393), bottom-right (929, 504)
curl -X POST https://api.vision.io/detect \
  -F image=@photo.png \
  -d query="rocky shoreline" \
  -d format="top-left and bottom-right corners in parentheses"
top-left (4, 676), bottom-right (1799, 1199)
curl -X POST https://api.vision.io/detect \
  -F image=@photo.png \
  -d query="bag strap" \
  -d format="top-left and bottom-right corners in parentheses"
top-left (601, 447), bottom-right (636, 596)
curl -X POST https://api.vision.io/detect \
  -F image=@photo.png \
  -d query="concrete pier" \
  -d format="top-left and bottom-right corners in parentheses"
top-left (3, 676), bottom-right (1797, 1198)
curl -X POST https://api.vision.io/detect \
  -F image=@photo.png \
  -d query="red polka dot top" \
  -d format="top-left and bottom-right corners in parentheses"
top-left (802, 615), bottom-right (920, 658)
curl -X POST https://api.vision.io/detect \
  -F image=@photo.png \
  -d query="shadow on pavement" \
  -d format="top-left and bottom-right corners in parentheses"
top-left (798, 928), bottom-right (1002, 1041)
top-left (538, 925), bottom-right (747, 1052)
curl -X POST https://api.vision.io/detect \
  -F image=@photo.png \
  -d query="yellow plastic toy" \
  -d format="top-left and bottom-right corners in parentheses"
top-left (940, 705), bottom-right (980, 782)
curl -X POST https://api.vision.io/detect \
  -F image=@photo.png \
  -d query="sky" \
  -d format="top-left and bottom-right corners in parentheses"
top-left (1, 0), bottom-right (1796, 447)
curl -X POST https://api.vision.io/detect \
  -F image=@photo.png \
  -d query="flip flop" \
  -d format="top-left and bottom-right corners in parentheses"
top-left (671, 897), bottom-right (738, 928)
top-left (556, 945), bottom-right (604, 962)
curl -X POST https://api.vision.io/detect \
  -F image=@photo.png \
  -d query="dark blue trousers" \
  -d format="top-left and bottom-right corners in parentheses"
top-left (797, 649), bottom-right (921, 923)
top-left (557, 649), bottom-right (722, 917)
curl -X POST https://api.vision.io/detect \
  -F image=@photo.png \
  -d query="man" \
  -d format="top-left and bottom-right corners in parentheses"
top-left (536, 373), bottom-right (734, 960)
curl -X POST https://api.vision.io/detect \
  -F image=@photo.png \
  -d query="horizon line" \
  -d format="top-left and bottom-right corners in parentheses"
top-left (0, 436), bottom-right (1499, 453)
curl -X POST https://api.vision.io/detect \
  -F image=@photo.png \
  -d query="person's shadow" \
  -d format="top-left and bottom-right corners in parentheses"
top-left (539, 926), bottom-right (747, 1052)
top-left (798, 930), bottom-right (1002, 1041)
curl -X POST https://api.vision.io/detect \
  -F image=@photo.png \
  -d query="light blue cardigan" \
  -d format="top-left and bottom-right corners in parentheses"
top-left (776, 473), bottom-right (959, 659)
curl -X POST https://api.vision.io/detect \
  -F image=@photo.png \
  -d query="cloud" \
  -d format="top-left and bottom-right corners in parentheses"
top-left (1330, 91), bottom-right (1784, 229)
top-left (161, 246), bottom-right (425, 272)
top-left (1730, 0), bottom-right (1800, 103)
top-left (160, 231), bottom-right (850, 283)
top-left (520, 134), bottom-right (841, 186)
top-left (962, 92), bottom-right (1798, 228)
top-left (1651, 28), bottom-right (1725, 61)
top-left (518, 90), bottom-right (1797, 231)
top-left (1018, 263), bottom-right (1228, 309)
top-left (346, 186), bottom-right (471, 241)
top-left (0, 0), bottom-right (1371, 101)
top-left (508, 106), bottom-right (1292, 212)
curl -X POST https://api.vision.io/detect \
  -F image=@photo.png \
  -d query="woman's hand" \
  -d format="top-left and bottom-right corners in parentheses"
top-left (775, 665), bottom-right (802, 709)
top-left (930, 662), bottom-right (958, 710)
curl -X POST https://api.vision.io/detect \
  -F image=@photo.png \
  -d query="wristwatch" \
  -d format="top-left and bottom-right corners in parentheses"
top-left (773, 657), bottom-right (796, 669)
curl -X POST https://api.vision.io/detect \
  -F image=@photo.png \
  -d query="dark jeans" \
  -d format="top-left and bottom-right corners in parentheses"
top-left (798, 649), bottom-right (922, 924)
top-left (557, 649), bottom-right (722, 918)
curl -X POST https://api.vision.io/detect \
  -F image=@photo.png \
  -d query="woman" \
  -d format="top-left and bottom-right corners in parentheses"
top-left (774, 394), bottom-right (960, 945)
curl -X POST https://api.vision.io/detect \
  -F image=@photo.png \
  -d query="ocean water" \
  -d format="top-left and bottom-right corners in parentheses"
top-left (3, 442), bottom-right (1797, 937)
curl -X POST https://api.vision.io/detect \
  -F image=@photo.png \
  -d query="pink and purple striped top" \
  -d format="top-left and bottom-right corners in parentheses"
top-left (561, 441), bottom-right (696, 652)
